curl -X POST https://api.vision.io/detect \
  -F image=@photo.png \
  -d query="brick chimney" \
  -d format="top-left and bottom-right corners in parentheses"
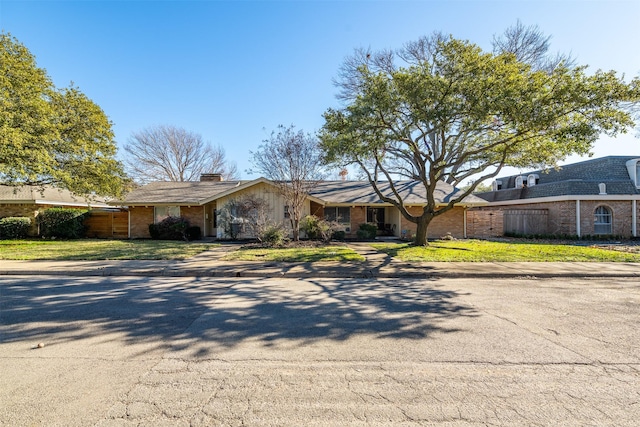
top-left (200, 173), bottom-right (223, 182)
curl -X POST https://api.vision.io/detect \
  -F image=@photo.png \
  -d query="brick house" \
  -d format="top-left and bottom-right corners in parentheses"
top-left (472, 156), bottom-right (640, 238)
top-left (114, 173), bottom-right (487, 239)
top-left (0, 185), bottom-right (111, 236)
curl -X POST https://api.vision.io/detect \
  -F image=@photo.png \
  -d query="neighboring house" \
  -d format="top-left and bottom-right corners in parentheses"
top-left (472, 156), bottom-right (640, 238)
top-left (113, 173), bottom-right (488, 239)
top-left (0, 185), bottom-right (111, 236)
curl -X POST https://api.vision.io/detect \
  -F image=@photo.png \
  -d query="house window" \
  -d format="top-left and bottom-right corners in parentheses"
top-left (324, 206), bottom-right (350, 223)
top-left (154, 206), bottom-right (180, 223)
top-left (284, 205), bottom-right (290, 219)
top-left (594, 206), bottom-right (612, 235)
top-left (527, 174), bottom-right (539, 187)
top-left (636, 162), bottom-right (640, 187)
top-left (515, 176), bottom-right (525, 188)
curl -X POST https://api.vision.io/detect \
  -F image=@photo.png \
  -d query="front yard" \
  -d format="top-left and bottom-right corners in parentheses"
top-left (222, 244), bottom-right (365, 262)
top-left (371, 239), bottom-right (640, 262)
top-left (0, 239), bottom-right (218, 260)
top-left (1, 238), bottom-right (639, 262)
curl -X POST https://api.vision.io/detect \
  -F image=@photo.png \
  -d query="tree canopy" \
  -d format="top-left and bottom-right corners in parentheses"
top-left (0, 33), bottom-right (127, 198)
top-left (320, 31), bottom-right (640, 245)
top-left (124, 124), bottom-right (239, 183)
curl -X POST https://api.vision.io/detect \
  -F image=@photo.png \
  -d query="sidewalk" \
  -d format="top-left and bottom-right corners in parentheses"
top-left (1, 242), bottom-right (639, 278)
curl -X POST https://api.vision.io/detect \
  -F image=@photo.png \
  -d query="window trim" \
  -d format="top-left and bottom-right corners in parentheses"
top-left (593, 205), bottom-right (612, 235)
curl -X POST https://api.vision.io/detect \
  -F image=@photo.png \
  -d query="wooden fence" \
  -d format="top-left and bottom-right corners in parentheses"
top-left (503, 209), bottom-right (548, 235)
top-left (84, 210), bottom-right (128, 239)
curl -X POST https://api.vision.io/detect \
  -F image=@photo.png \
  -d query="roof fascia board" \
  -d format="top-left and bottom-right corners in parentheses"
top-left (486, 194), bottom-right (640, 206)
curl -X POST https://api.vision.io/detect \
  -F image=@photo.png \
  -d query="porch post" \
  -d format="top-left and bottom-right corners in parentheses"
top-left (633, 199), bottom-right (637, 237)
top-left (576, 200), bottom-right (581, 238)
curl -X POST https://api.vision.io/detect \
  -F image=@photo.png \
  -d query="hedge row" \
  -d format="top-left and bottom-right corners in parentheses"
top-left (0, 217), bottom-right (31, 239)
top-left (38, 208), bottom-right (89, 239)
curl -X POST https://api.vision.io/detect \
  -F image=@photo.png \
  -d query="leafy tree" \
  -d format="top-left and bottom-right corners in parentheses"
top-left (320, 32), bottom-right (639, 246)
top-left (0, 33), bottom-right (127, 198)
top-left (248, 125), bottom-right (326, 241)
top-left (124, 125), bottom-right (239, 183)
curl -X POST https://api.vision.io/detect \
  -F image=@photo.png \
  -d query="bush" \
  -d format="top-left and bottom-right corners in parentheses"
top-left (301, 215), bottom-right (321, 240)
top-left (148, 216), bottom-right (190, 240)
top-left (356, 223), bottom-right (378, 240)
top-left (332, 230), bottom-right (346, 241)
top-left (0, 217), bottom-right (31, 239)
top-left (301, 215), bottom-right (344, 242)
top-left (39, 208), bottom-right (88, 239)
top-left (185, 226), bottom-right (202, 241)
top-left (260, 225), bottom-right (287, 247)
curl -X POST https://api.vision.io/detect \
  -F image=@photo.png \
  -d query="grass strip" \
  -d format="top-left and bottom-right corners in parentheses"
top-left (223, 245), bottom-right (365, 262)
top-left (371, 240), bottom-right (640, 262)
top-left (0, 239), bottom-right (218, 260)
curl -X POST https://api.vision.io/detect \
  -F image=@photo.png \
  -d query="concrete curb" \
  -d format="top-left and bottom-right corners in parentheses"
top-left (1, 266), bottom-right (639, 279)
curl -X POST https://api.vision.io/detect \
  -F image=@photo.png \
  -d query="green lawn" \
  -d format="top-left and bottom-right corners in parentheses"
top-left (371, 240), bottom-right (640, 262)
top-left (223, 245), bottom-right (365, 262)
top-left (0, 239), bottom-right (218, 260)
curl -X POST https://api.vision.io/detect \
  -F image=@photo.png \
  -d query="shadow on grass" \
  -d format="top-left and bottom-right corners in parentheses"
top-left (0, 275), bottom-right (477, 357)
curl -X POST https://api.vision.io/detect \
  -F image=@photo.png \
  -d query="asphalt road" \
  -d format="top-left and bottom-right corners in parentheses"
top-left (1, 275), bottom-right (638, 426)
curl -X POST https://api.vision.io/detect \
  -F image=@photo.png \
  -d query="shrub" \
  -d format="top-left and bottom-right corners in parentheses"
top-left (260, 225), bottom-right (287, 247)
top-left (332, 230), bottom-right (346, 241)
top-left (356, 223), bottom-right (378, 240)
top-left (39, 208), bottom-right (88, 239)
top-left (301, 215), bottom-right (344, 242)
top-left (148, 216), bottom-right (190, 240)
top-left (0, 217), bottom-right (31, 239)
top-left (301, 215), bottom-right (321, 240)
top-left (185, 226), bottom-right (202, 241)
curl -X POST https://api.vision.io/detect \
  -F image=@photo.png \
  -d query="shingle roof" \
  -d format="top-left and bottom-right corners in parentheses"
top-left (118, 181), bottom-right (246, 205)
top-left (478, 156), bottom-right (640, 201)
top-left (116, 179), bottom-right (488, 206)
top-left (309, 180), bottom-right (487, 205)
top-left (0, 185), bottom-right (109, 206)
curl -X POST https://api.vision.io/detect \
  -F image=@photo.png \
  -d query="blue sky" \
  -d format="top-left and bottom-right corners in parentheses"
top-left (1, 0), bottom-right (639, 181)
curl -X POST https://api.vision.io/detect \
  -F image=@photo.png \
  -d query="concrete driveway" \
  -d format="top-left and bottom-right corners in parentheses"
top-left (1, 275), bottom-right (638, 426)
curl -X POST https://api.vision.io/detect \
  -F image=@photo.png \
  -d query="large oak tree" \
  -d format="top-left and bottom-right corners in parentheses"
top-left (0, 33), bottom-right (127, 198)
top-left (320, 31), bottom-right (639, 245)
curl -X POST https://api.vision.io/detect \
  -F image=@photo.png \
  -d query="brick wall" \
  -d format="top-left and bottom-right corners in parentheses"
top-left (180, 206), bottom-right (205, 231)
top-left (468, 199), bottom-right (639, 238)
top-left (129, 206), bottom-right (153, 238)
top-left (466, 207), bottom-right (504, 238)
top-left (579, 200), bottom-right (633, 237)
top-left (349, 206), bottom-right (367, 236)
top-left (399, 206), bottom-right (466, 239)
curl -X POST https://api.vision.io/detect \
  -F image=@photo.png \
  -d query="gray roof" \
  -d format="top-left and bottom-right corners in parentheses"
top-left (309, 180), bottom-right (487, 206)
top-left (479, 156), bottom-right (640, 201)
top-left (117, 179), bottom-right (487, 206)
top-left (0, 185), bottom-right (109, 206)
top-left (118, 181), bottom-right (245, 205)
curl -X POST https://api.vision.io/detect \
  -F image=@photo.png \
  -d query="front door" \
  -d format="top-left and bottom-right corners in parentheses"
top-left (366, 207), bottom-right (385, 231)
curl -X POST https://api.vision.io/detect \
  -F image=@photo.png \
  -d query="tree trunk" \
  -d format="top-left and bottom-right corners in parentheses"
top-left (414, 215), bottom-right (431, 246)
top-left (292, 218), bottom-right (300, 241)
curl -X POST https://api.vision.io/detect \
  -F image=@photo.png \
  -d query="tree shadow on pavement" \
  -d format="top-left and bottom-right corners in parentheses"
top-left (0, 276), bottom-right (477, 357)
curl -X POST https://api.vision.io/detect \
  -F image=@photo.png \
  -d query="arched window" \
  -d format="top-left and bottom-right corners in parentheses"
top-left (594, 206), bottom-right (612, 235)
